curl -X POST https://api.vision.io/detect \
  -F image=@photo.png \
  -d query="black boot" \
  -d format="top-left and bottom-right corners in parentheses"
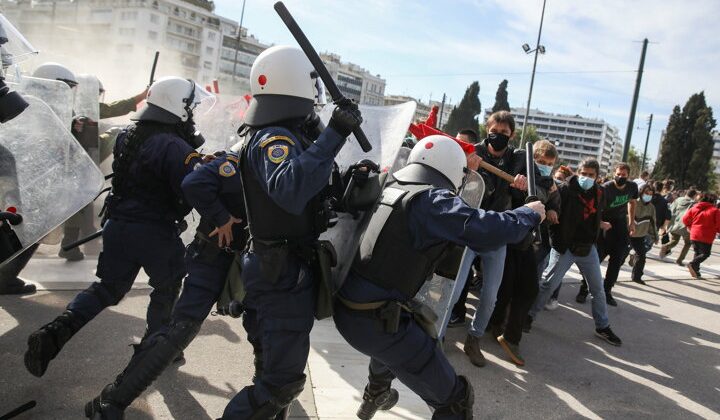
top-left (25, 310), bottom-right (85, 377)
top-left (85, 320), bottom-right (201, 419)
top-left (357, 365), bottom-right (398, 420)
top-left (434, 376), bottom-right (474, 419)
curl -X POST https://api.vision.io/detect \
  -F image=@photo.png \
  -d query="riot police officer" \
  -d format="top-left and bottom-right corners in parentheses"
top-left (221, 45), bottom-right (362, 418)
top-left (24, 76), bottom-right (212, 378)
top-left (84, 150), bottom-right (256, 419)
top-left (333, 136), bottom-right (545, 419)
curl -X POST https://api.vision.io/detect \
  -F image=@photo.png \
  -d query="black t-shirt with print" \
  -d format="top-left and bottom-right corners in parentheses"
top-left (602, 180), bottom-right (638, 221)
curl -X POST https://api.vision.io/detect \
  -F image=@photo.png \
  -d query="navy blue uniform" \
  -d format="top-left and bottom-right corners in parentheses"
top-left (67, 130), bottom-right (201, 335)
top-left (223, 125), bottom-right (344, 418)
top-left (334, 189), bottom-right (538, 418)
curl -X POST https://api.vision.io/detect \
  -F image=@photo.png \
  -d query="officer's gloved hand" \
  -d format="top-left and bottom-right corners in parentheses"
top-left (346, 159), bottom-right (380, 187)
top-left (328, 98), bottom-right (363, 138)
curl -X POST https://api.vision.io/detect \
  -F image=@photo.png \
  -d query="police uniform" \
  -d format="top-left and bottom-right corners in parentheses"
top-left (24, 123), bottom-right (202, 378)
top-left (84, 152), bottom-right (259, 418)
top-left (333, 163), bottom-right (539, 419)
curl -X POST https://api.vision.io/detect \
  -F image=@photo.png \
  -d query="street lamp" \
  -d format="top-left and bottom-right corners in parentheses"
top-left (519, 0), bottom-right (548, 149)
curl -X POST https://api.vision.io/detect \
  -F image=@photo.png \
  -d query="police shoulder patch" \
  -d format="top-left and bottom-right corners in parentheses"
top-left (259, 135), bottom-right (296, 148)
top-left (267, 144), bottom-right (289, 164)
top-left (219, 161), bottom-right (236, 177)
top-left (184, 152), bottom-right (202, 165)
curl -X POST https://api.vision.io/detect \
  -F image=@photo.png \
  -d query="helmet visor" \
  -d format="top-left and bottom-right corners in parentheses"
top-left (187, 81), bottom-right (217, 116)
top-left (0, 14), bottom-right (38, 68)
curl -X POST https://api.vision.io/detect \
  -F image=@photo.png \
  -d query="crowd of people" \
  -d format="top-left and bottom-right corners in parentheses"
top-left (2, 30), bottom-right (719, 419)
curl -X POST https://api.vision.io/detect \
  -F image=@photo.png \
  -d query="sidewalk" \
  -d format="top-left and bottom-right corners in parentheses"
top-left (1, 244), bottom-right (719, 418)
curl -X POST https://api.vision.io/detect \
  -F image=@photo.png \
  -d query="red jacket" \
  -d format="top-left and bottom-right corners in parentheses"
top-left (682, 202), bottom-right (720, 244)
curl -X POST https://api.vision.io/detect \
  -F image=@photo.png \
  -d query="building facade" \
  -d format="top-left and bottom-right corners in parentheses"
top-left (712, 131), bottom-right (720, 176)
top-left (320, 53), bottom-right (385, 106)
top-left (491, 108), bottom-right (623, 174)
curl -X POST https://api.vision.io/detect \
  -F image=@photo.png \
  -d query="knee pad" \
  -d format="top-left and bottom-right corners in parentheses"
top-left (247, 377), bottom-right (306, 420)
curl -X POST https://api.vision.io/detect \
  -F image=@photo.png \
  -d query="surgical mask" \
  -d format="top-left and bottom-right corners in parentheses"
top-left (536, 163), bottom-right (553, 177)
top-left (614, 176), bottom-right (627, 186)
top-left (577, 175), bottom-right (595, 191)
top-left (487, 132), bottom-right (509, 151)
top-left (642, 194), bottom-right (653, 203)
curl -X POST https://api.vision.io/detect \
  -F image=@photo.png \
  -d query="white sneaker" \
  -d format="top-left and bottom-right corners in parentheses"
top-left (545, 299), bottom-right (560, 311)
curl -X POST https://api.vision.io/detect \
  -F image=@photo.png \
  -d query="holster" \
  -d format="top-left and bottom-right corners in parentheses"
top-left (292, 240), bottom-right (337, 320)
top-left (406, 298), bottom-right (439, 340)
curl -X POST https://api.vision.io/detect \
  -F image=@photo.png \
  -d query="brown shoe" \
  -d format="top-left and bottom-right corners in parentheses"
top-left (463, 334), bottom-right (486, 367)
top-left (497, 335), bottom-right (525, 366)
top-left (688, 265), bottom-right (699, 279)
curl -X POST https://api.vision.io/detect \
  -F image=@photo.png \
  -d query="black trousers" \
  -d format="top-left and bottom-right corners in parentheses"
top-left (689, 241), bottom-right (713, 272)
top-left (598, 219), bottom-right (631, 292)
top-left (488, 246), bottom-right (538, 345)
top-left (629, 237), bottom-right (648, 282)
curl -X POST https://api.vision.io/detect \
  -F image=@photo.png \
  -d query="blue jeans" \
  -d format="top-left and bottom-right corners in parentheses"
top-left (468, 246), bottom-right (507, 337)
top-left (529, 246), bottom-right (609, 329)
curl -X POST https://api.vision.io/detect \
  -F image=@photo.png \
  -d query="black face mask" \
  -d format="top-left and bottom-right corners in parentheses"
top-left (614, 176), bottom-right (627, 186)
top-left (177, 119), bottom-right (205, 149)
top-left (487, 132), bottom-right (510, 151)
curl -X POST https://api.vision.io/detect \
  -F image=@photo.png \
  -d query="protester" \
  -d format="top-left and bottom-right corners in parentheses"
top-left (651, 181), bottom-right (672, 244)
top-left (660, 188), bottom-right (697, 265)
top-left (628, 184), bottom-right (658, 285)
top-left (634, 170), bottom-right (649, 190)
top-left (682, 192), bottom-right (720, 278)
top-left (528, 158), bottom-right (622, 346)
top-left (578, 162), bottom-right (637, 307)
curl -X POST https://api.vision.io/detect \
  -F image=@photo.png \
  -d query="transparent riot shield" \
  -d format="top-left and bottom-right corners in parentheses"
top-left (73, 74), bottom-right (101, 158)
top-left (194, 93), bottom-right (249, 153)
top-left (318, 101), bottom-right (417, 292)
top-left (12, 77), bottom-right (74, 128)
top-left (414, 170), bottom-right (486, 341)
top-left (0, 95), bottom-right (104, 267)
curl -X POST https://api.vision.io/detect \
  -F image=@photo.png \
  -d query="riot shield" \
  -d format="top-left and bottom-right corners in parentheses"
top-left (318, 101), bottom-right (417, 292)
top-left (73, 74), bottom-right (101, 157)
top-left (12, 77), bottom-right (74, 128)
top-left (194, 93), bottom-right (249, 153)
top-left (414, 170), bottom-right (486, 341)
top-left (0, 95), bottom-right (104, 267)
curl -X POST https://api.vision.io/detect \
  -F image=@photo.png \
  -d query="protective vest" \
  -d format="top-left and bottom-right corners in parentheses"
top-left (352, 167), bottom-right (454, 298)
top-left (109, 125), bottom-right (190, 223)
top-left (239, 130), bottom-right (328, 242)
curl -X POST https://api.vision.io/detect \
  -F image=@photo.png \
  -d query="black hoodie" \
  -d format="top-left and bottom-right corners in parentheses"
top-left (550, 175), bottom-right (605, 254)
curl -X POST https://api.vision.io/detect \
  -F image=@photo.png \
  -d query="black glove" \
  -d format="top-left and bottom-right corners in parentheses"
top-left (328, 98), bottom-right (363, 138)
top-left (345, 159), bottom-right (380, 187)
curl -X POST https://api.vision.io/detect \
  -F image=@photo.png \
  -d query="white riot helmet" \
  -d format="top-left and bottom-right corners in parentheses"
top-left (32, 62), bottom-right (78, 88)
top-left (394, 135), bottom-right (467, 191)
top-left (132, 76), bottom-right (214, 124)
top-left (243, 45), bottom-right (325, 126)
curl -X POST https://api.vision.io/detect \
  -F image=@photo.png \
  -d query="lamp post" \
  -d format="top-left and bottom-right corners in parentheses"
top-left (519, 0), bottom-right (547, 149)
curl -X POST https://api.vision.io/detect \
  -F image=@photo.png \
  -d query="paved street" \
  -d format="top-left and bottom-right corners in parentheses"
top-left (1, 243), bottom-right (719, 419)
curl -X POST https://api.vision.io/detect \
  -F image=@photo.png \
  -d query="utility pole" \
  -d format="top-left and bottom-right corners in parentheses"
top-left (622, 38), bottom-right (649, 161)
top-left (232, 0), bottom-right (248, 83)
top-left (641, 113), bottom-right (653, 172)
top-left (519, 0), bottom-right (547, 149)
top-left (438, 93), bottom-right (446, 129)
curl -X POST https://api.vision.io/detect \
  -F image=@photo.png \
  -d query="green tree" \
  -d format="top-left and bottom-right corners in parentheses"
top-left (512, 124), bottom-right (539, 148)
top-left (653, 92), bottom-right (716, 189)
top-left (492, 79), bottom-right (510, 112)
top-left (627, 146), bottom-right (642, 179)
top-left (443, 81), bottom-right (481, 135)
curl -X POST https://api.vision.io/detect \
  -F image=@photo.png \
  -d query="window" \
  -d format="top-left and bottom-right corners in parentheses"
top-left (208, 31), bottom-right (216, 41)
top-left (120, 11), bottom-right (137, 20)
top-left (119, 28), bottom-right (135, 36)
top-left (204, 61), bottom-right (213, 69)
top-left (206, 47), bottom-right (214, 56)
top-left (150, 14), bottom-right (160, 24)
top-left (148, 31), bottom-right (158, 40)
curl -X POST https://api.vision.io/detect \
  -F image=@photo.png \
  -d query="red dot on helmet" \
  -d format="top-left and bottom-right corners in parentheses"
top-left (258, 75), bottom-right (267, 86)
top-left (6, 207), bottom-right (17, 214)
top-left (425, 142), bottom-right (434, 149)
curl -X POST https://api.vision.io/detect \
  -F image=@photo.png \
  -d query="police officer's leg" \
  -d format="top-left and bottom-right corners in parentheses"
top-left (25, 220), bottom-right (140, 377)
top-left (0, 243), bottom-right (39, 295)
top-left (223, 259), bottom-right (315, 419)
top-left (242, 306), bottom-right (264, 383)
top-left (138, 225), bottom-right (186, 337)
top-left (357, 358), bottom-right (399, 420)
top-left (86, 251), bottom-right (234, 419)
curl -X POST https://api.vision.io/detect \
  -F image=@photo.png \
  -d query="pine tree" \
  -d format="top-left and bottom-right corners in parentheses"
top-left (492, 79), bottom-right (510, 112)
top-left (653, 92), bottom-right (716, 189)
top-left (442, 81), bottom-right (481, 135)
